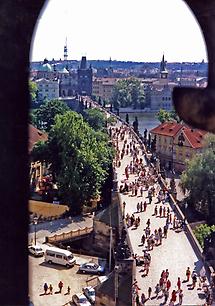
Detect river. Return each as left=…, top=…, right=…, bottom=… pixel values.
left=119, top=112, right=160, bottom=135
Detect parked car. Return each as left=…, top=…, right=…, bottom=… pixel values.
left=28, top=245, right=44, bottom=257
left=72, top=293, right=92, bottom=306
left=82, top=286, right=95, bottom=304
left=79, top=262, right=105, bottom=275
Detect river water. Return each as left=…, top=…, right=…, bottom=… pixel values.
left=119, top=112, right=159, bottom=135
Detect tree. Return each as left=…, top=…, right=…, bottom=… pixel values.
left=31, top=140, right=49, bottom=163
left=29, top=80, right=38, bottom=106
left=156, top=108, right=181, bottom=123
left=31, top=111, right=114, bottom=214
left=156, top=109, right=172, bottom=123
left=83, top=108, right=106, bottom=131
left=32, top=99, right=70, bottom=132
left=193, top=224, right=215, bottom=248
left=111, top=78, right=145, bottom=110
left=181, top=136, right=215, bottom=223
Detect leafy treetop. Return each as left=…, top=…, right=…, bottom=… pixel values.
left=32, top=99, right=70, bottom=132
left=111, top=78, right=145, bottom=110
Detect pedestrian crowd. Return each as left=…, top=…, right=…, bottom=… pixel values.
left=111, top=123, right=214, bottom=306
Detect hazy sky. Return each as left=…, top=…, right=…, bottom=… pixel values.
left=30, top=0, right=208, bottom=62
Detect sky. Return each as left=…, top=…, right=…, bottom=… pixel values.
left=30, top=0, right=208, bottom=63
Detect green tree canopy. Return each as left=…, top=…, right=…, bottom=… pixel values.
left=193, top=224, right=215, bottom=248
left=29, top=80, right=38, bottom=105
left=83, top=108, right=106, bottom=131
left=156, top=109, right=181, bottom=123
left=181, top=135, right=215, bottom=223
left=31, top=111, right=114, bottom=214
left=31, top=140, right=49, bottom=163
left=111, top=78, right=145, bottom=109
left=32, top=99, right=70, bottom=132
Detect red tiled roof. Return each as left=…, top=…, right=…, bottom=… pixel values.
left=150, top=122, right=183, bottom=137
left=29, top=124, right=48, bottom=153
left=182, top=128, right=207, bottom=149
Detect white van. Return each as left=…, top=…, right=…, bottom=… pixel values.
left=45, top=246, right=76, bottom=268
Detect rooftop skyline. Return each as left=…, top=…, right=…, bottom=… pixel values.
left=30, top=0, right=208, bottom=63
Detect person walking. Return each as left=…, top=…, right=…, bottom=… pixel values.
left=141, top=233, right=146, bottom=246
left=177, top=277, right=181, bottom=291
left=58, top=280, right=63, bottom=293
left=163, top=206, right=166, bottom=217
left=148, top=287, right=152, bottom=300
left=179, top=289, right=183, bottom=305
left=163, top=289, right=169, bottom=304
left=165, top=269, right=169, bottom=280
left=154, top=205, right=158, bottom=216
left=49, top=284, right=53, bottom=295
left=135, top=185, right=138, bottom=196
left=163, top=225, right=168, bottom=238
left=166, top=279, right=171, bottom=292
left=145, top=226, right=150, bottom=238
left=159, top=206, right=162, bottom=217
left=143, top=201, right=147, bottom=212
left=141, top=292, right=146, bottom=305
left=186, top=267, right=191, bottom=282
left=135, top=293, right=140, bottom=306
left=140, top=186, right=143, bottom=197
left=170, top=290, right=177, bottom=304
left=155, top=283, right=160, bottom=297
left=146, top=218, right=150, bottom=227
left=67, top=286, right=71, bottom=295
left=43, top=283, right=48, bottom=295
left=191, top=272, right=197, bottom=289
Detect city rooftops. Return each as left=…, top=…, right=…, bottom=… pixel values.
left=180, top=127, right=207, bottom=149
left=150, top=122, right=207, bottom=149
left=150, top=122, right=183, bottom=137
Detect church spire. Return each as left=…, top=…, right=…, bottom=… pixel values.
left=160, top=54, right=166, bottom=72
left=64, top=37, right=68, bottom=61
left=160, top=54, right=168, bottom=79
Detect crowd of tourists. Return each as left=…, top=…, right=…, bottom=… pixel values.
left=110, top=123, right=214, bottom=306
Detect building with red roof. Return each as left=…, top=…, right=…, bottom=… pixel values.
left=150, top=122, right=207, bottom=172
left=29, top=124, right=48, bottom=153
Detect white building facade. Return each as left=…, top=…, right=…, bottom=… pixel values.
left=36, top=78, right=60, bottom=101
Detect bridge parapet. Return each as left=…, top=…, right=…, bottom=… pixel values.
left=45, top=226, right=93, bottom=244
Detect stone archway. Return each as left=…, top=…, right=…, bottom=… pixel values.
left=0, top=1, right=214, bottom=305
left=173, top=0, right=215, bottom=133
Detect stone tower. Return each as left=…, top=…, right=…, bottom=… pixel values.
left=77, top=56, right=92, bottom=96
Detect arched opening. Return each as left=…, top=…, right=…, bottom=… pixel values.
left=28, top=1, right=211, bottom=306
